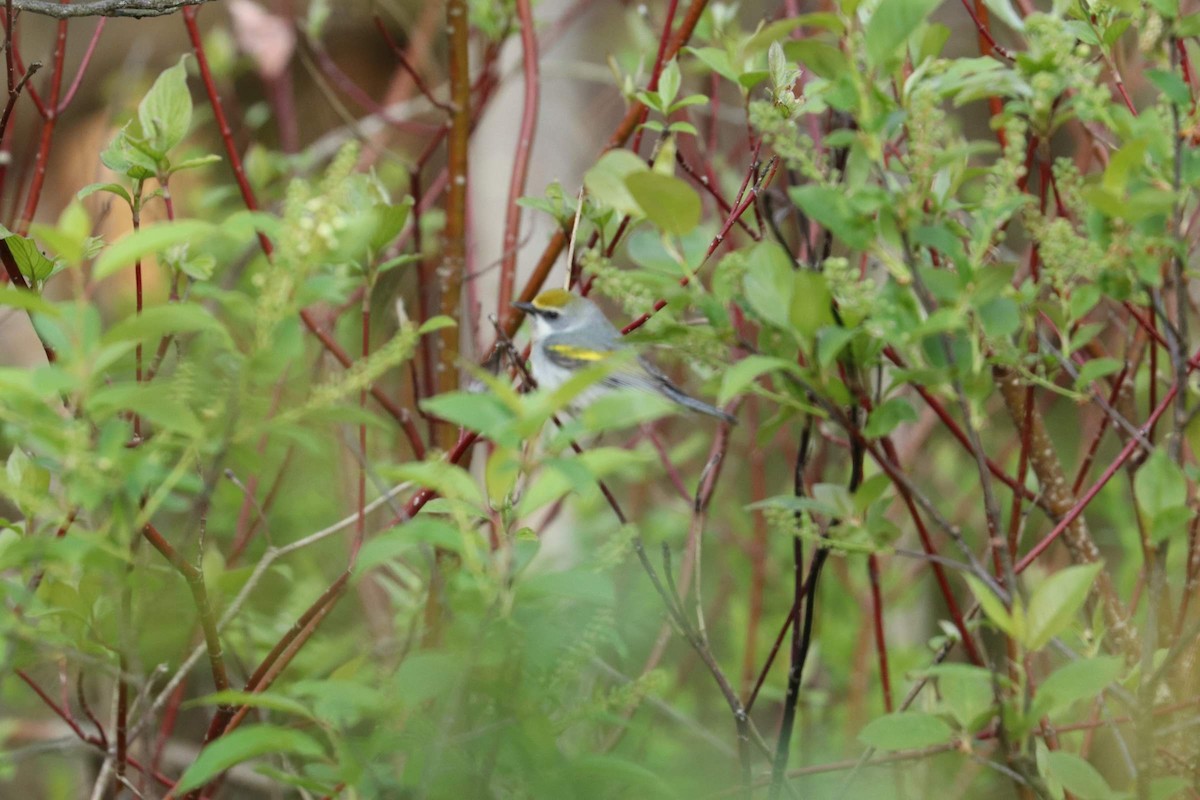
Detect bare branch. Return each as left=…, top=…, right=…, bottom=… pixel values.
left=10, top=0, right=216, bottom=19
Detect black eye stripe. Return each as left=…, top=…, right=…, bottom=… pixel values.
left=542, top=310, right=560, bottom=320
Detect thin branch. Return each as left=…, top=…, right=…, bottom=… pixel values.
left=11, top=0, right=216, bottom=18
left=497, top=0, right=540, bottom=327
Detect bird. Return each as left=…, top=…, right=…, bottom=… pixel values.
left=512, top=289, right=736, bottom=425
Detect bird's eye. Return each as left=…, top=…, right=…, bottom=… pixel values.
left=542, top=310, right=560, bottom=320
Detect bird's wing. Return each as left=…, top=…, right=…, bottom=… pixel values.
left=542, top=342, right=664, bottom=392
left=542, top=342, right=621, bottom=371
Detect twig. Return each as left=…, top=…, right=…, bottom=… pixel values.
left=497, top=0, right=540, bottom=328
left=10, top=0, right=215, bottom=18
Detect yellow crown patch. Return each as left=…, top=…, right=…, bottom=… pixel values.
left=531, top=289, right=574, bottom=310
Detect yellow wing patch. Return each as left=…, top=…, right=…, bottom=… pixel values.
left=546, top=344, right=609, bottom=361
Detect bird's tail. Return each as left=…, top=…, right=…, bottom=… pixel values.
left=661, top=382, right=737, bottom=425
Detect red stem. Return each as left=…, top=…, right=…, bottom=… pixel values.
left=497, top=0, right=540, bottom=327
left=1016, top=382, right=1180, bottom=573
left=15, top=5, right=68, bottom=235
left=867, top=554, right=893, bottom=711
left=629, top=0, right=680, bottom=155
left=57, top=17, right=103, bottom=113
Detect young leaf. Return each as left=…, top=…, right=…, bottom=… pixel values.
left=657, top=59, right=681, bottom=108
left=183, top=690, right=314, bottom=719
left=863, top=397, right=918, bottom=438
left=1034, top=656, right=1123, bottom=719
left=1134, top=449, right=1188, bottom=521
left=93, top=220, right=218, bottom=279
left=963, top=574, right=1017, bottom=640
left=1044, top=751, right=1118, bottom=800
left=101, top=304, right=227, bottom=346
left=583, top=150, right=648, bottom=218
left=791, top=271, right=835, bottom=338
left=624, top=172, right=701, bottom=236
left=717, top=355, right=801, bottom=406
left=1025, top=562, right=1104, bottom=650
left=789, top=185, right=874, bottom=249
left=77, top=182, right=133, bottom=207
left=1, top=231, right=57, bottom=285
left=172, top=725, right=324, bottom=794
left=864, top=0, right=942, bottom=68
left=742, top=241, right=795, bottom=330
left=139, top=55, right=193, bottom=157
left=420, top=391, right=517, bottom=444
left=858, top=711, right=954, bottom=751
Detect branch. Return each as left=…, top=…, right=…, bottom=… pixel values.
left=11, top=0, right=215, bottom=18
left=436, top=0, right=470, bottom=449
left=496, top=0, right=539, bottom=328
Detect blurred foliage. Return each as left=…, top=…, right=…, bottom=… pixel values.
left=2, top=1, right=1200, bottom=799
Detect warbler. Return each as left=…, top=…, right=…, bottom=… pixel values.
left=512, top=289, right=736, bottom=424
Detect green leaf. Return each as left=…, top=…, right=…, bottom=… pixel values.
left=1151, top=776, right=1190, bottom=800
left=976, top=296, right=1020, bottom=338
left=139, top=55, right=192, bottom=157
left=858, top=711, right=954, bottom=751
left=1135, top=449, right=1188, bottom=520
left=579, top=386, right=676, bottom=432
left=170, top=153, right=222, bottom=174
left=742, top=241, right=794, bottom=330
left=369, top=197, right=414, bottom=253
left=87, top=381, right=202, bottom=435
left=94, top=220, right=219, bottom=279
left=1147, top=69, right=1191, bottom=106
left=418, top=315, right=457, bottom=334
left=6, top=447, right=50, bottom=517
left=1068, top=284, right=1102, bottom=319
left=864, top=397, right=918, bottom=438
left=393, top=652, right=465, bottom=705
left=1074, top=357, right=1122, bottom=390
left=743, top=17, right=807, bottom=54
left=1026, top=562, right=1104, bottom=650
left=520, top=568, right=615, bottom=606
left=77, top=182, right=132, bottom=206
left=100, top=127, right=157, bottom=179
left=0, top=285, right=59, bottom=316
left=624, top=172, right=701, bottom=236
left=981, top=0, right=1025, bottom=32
left=1044, top=751, right=1117, bottom=800
left=686, top=47, right=740, bottom=84
left=583, top=150, right=648, bottom=218
left=657, top=59, right=681, bottom=108
left=1035, top=656, right=1123, bottom=718
left=789, top=185, right=873, bottom=249
left=810, top=328, right=850, bottom=369
left=1102, top=139, right=1148, bottom=195
left=389, top=461, right=481, bottom=505
left=963, top=574, right=1017, bottom=640
left=102, top=303, right=226, bottom=346
left=183, top=690, right=313, bottom=719
left=30, top=202, right=91, bottom=268
left=0, top=230, right=56, bottom=284
left=173, top=725, right=323, bottom=793
left=717, top=355, right=800, bottom=405
left=924, top=664, right=995, bottom=731
left=791, top=271, right=835, bottom=339
left=783, top=40, right=850, bottom=80
left=421, top=391, right=517, bottom=443
left=864, top=0, right=942, bottom=68
left=356, top=518, right=464, bottom=573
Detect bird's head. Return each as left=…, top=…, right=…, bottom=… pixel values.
left=513, top=290, right=606, bottom=337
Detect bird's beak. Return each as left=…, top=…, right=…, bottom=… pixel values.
left=512, top=301, right=537, bottom=314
